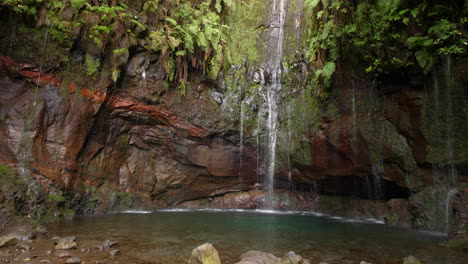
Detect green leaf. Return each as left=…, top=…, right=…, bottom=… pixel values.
left=175, top=50, right=186, bottom=56
left=305, top=0, right=320, bottom=10
left=71, top=0, right=88, bottom=9
left=165, top=18, right=178, bottom=26
left=403, top=17, right=409, bottom=25
left=415, top=48, right=434, bottom=74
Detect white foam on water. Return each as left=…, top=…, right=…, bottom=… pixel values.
left=147, top=208, right=384, bottom=224
left=119, top=210, right=153, bottom=214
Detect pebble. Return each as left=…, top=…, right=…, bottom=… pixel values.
left=99, top=240, right=118, bottom=251
left=16, top=243, right=31, bottom=251
left=66, top=257, right=81, bottom=264
left=57, top=251, right=72, bottom=258
left=55, top=241, right=77, bottom=250
left=22, top=255, right=37, bottom=261
left=109, top=249, right=120, bottom=256
left=45, top=250, right=52, bottom=255
left=40, top=260, right=51, bottom=264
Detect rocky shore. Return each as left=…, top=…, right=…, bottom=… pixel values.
left=0, top=228, right=425, bottom=264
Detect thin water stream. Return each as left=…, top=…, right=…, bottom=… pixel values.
left=263, top=0, right=288, bottom=193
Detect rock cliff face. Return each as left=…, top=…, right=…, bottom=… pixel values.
left=0, top=0, right=466, bottom=244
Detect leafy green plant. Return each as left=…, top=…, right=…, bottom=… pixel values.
left=148, top=0, right=232, bottom=89
left=85, top=54, right=100, bottom=76
left=304, top=0, right=467, bottom=92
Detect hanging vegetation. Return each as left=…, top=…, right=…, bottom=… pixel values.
left=304, top=0, right=467, bottom=94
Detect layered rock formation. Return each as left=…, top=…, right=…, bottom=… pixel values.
left=0, top=1, right=466, bottom=248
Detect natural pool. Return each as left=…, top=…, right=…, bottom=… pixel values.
left=46, top=210, right=467, bottom=264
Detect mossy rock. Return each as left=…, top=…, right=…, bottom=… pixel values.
left=441, top=234, right=468, bottom=252
left=48, top=194, right=66, bottom=203
left=188, top=243, right=221, bottom=264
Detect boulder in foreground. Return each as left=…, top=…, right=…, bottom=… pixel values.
left=188, top=243, right=221, bottom=264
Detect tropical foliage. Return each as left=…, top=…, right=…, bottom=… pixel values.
left=304, top=0, right=467, bottom=93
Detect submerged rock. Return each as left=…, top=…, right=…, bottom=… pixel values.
left=56, top=251, right=72, bottom=258
left=55, top=241, right=77, bottom=250
left=109, top=249, right=120, bottom=256
left=188, top=243, right=221, bottom=264
left=55, top=236, right=77, bottom=250
left=99, top=239, right=118, bottom=250
left=281, top=251, right=310, bottom=264
left=15, top=243, right=30, bottom=251
left=236, top=251, right=281, bottom=264
left=0, top=235, right=19, bottom=248
left=403, top=256, right=422, bottom=264
left=65, top=257, right=81, bottom=264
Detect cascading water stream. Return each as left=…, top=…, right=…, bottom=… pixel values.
left=444, top=56, right=457, bottom=186
left=264, top=0, right=288, bottom=193
left=286, top=104, right=293, bottom=185
left=444, top=187, right=458, bottom=233
left=239, top=101, right=245, bottom=178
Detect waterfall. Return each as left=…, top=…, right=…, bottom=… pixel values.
left=351, top=80, right=357, bottom=142
left=430, top=56, right=458, bottom=186
left=444, top=56, right=457, bottom=186
left=444, top=188, right=458, bottom=233
left=263, top=0, right=288, bottom=193
left=286, top=104, right=293, bottom=186
left=239, top=101, right=245, bottom=178
left=370, top=162, right=383, bottom=200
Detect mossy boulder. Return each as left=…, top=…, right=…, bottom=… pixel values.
left=0, top=235, right=19, bottom=248
left=188, top=243, right=221, bottom=264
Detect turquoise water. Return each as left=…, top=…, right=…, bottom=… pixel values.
left=46, top=210, right=467, bottom=264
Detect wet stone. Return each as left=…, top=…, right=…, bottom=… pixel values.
left=403, top=256, right=422, bottom=264
left=99, top=240, right=118, bottom=251
left=0, top=236, right=19, bottom=248
left=15, top=243, right=30, bottom=251
left=109, top=249, right=120, bottom=256
left=57, top=251, right=72, bottom=258
left=188, top=243, right=221, bottom=264
left=55, top=241, right=77, bottom=250
left=282, top=251, right=310, bottom=264
left=22, top=256, right=37, bottom=261
left=66, top=257, right=81, bottom=264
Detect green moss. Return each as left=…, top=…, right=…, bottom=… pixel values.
left=441, top=234, right=468, bottom=251
left=0, top=165, right=25, bottom=195
left=384, top=212, right=399, bottom=225
left=48, top=194, right=66, bottom=203
left=86, top=54, right=101, bottom=76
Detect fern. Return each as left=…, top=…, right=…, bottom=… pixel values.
left=166, top=56, right=176, bottom=82
left=215, top=0, right=222, bottom=13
